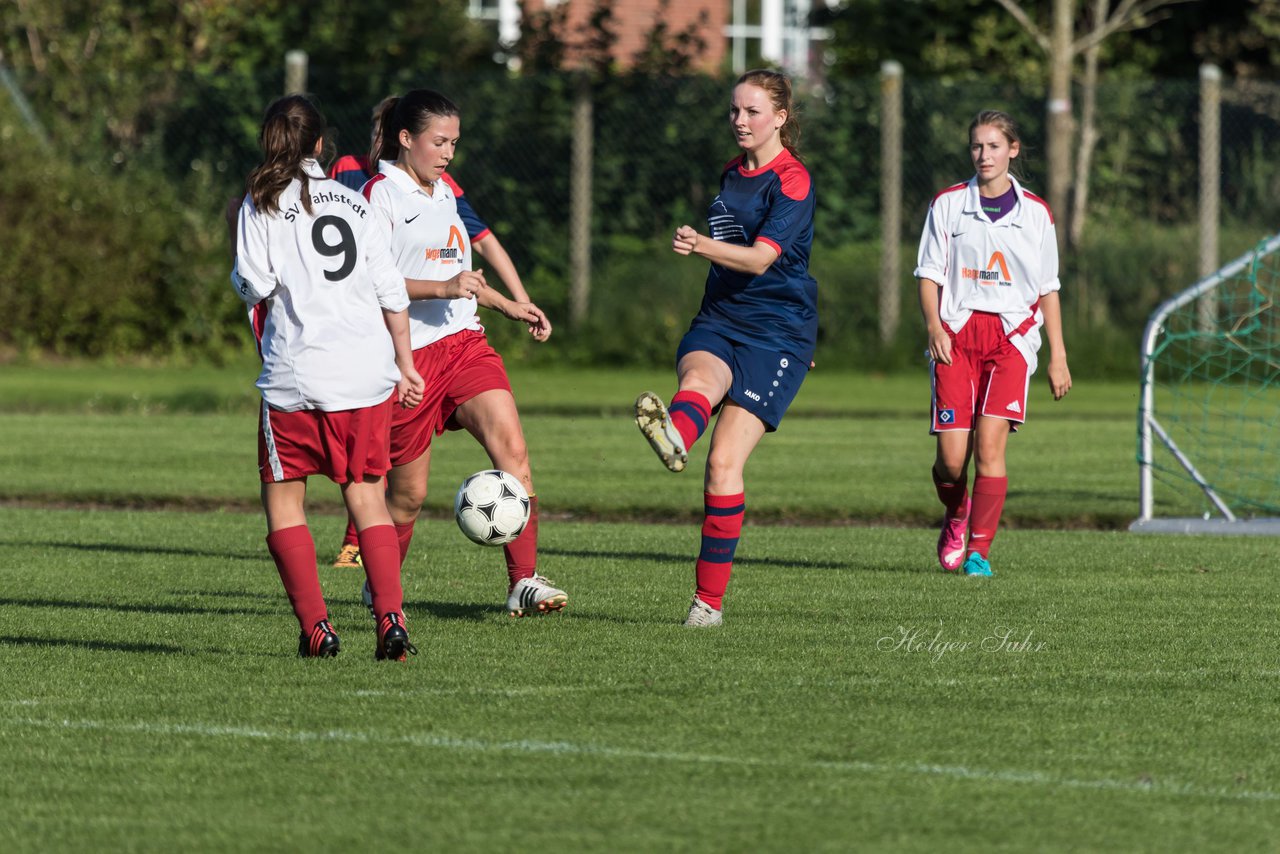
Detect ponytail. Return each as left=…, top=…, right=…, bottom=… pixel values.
left=245, top=95, right=326, bottom=215
left=367, top=89, right=460, bottom=167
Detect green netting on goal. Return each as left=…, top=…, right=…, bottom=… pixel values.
left=1135, top=234, right=1280, bottom=532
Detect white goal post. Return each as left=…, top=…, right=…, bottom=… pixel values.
left=1133, top=234, right=1280, bottom=534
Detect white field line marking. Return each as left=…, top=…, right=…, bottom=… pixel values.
left=6, top=716, right=1277, bottom=803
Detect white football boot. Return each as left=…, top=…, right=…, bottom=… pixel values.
left=683, top=596, right=723, bottom=628
left=507, top=575, right=568, bottom=617
left=635, top=391, right=688, bottom=473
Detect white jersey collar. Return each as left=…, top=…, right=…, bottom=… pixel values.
left=302, top=158, right=326, bottom=179
left=377, top=159, right=442, bottom=197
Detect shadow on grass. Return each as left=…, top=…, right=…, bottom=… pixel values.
left=0, top=634, right=183, bottom=655
left=0, top=539, right=263, bottom=562
left=401, top=599, right=502, bottom=622
left=539, top=546, right=854, bottom=570
left=0, top=596, right=271, bottom=618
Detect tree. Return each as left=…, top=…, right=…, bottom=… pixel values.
left=992, top=0, right=1196, bottom=248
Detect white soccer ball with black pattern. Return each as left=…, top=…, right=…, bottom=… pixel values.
left=453, top=469, right=531, bottom=546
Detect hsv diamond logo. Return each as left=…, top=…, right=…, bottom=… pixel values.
left=937, top=408, right=955, bottom=424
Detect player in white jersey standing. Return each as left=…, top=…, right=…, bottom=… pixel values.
left=231, top=94, right=426, bottom=660
left=360, top=89, right=566, bottom=618
left=915, top=109, right=1072, bottom=578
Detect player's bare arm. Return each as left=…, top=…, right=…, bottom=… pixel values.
left=473, top=236, right=532, bottom=303
left=403, top=269, right=485, bottom=301
left=918, top=278, right=953, bottom=365
left=1038, top=291, right=1072, bottom=400
left=672, top=224, right=779, bottom=276
left=474, top=235, right=551, bottom=340
left=475, top=286, right=552, bottom=341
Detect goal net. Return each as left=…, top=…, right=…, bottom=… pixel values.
left=1133, top=234, right=1280, bottom=534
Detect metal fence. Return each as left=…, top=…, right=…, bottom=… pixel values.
left=5, top=64, right=1280, bottom=366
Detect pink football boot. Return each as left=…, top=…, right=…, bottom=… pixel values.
left=937, top=498, right=970, bottom=572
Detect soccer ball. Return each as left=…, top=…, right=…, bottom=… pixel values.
left=453, top=469, right=531, bottom=546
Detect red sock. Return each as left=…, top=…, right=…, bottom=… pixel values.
left=504, top=494, right=538, bottom=587
left=695, top=491, right=744, bottom=611
left=266, top=525, right=325, bottom=632
left=968, top=475, right=1008, bottom=558
left=932, top=466, right=969, bottom=518
left=358, top=525, right=403, bottom=619
left=394, top=521, right=416, bottom=564
left=669, top=391, right=712, bottom=452
left=342, top=517, right=359, bottom=549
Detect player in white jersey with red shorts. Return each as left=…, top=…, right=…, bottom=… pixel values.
left=231, top=94, right=426, bottom=659
left=360, top=89, right=566, bottom=617
left=915, top=109, right=1072, bottom=578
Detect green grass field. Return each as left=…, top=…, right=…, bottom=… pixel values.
left=2, top=363, right=1277, bottom=851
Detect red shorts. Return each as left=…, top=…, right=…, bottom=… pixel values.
left=259, top=394, right=394, bottom=483
left=390, top=329, right=512, bottom=466
left=931, top=312, right=1030, bottom=433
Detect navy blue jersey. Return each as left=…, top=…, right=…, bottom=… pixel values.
left=690, top=149, right=818, bottom=362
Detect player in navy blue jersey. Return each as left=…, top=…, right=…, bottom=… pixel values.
left=328, top=96, right=552, bottom=571
left=635, top=69, right=817, bottom=628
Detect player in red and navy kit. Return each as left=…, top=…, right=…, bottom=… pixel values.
left=916, top=109, right=1072, bottom=578
left=328, top=99, right=552, bottom=570
left=231, top=94, right=426, bottom=660
left=353, top=89, right=565, bottom=618
left=634, top=70, right=817, bottom=627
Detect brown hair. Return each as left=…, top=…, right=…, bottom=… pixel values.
left=369, top=89, right=461, bottom=167
left=245, top=95, right=327, bottom=215
left=736, top=69, right=800, bottom=155
left=968, top=109, right=1026, bottom=180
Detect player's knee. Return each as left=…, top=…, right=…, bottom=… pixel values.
left=387, top=481, right=427, bottom=515
left=704, top=450, right=743, bottom=490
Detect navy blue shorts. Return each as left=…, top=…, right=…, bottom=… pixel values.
left=676, top=327, right=809, bottom=431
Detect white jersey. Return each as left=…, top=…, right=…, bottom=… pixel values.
left=914, top=175, right=1060, bottom=372
left=364, top=161, right=482, bottom=349
left=231, top=160, right=410, bottom=412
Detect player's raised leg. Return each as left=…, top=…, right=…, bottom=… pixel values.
left=636, top=349, right=730, bottom=473
left=453, top=388, right=566, bottom=616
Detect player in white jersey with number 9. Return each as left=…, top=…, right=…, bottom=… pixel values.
left=915, top=109, right=1072, bottom=578
left=231, top=94, right=426, bottom=660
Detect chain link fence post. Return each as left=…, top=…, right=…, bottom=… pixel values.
left=879, top=61, right=903, bottom=345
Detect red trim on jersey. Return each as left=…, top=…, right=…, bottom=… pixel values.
left=441, top=172, right=466, bottom=197
left=251, top=301, right=268, bottom=358
left=1021, top=190, right=1054, bottom=224
left=771, top=152, right=811, bottom=201
left=471, top=228, right=492, bottom=243
left=931, top=182, right=967, bottom=206
left=362, top=172, right=386, bottom=201
left=720, top=155, right=745, bottom=177
left=756, top=235, right=782, bottom=256
left=1010, top=299, right=1041, bottom=337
